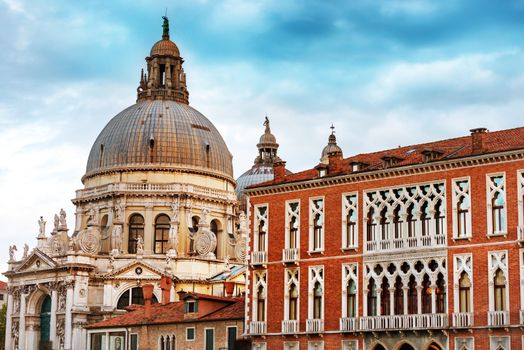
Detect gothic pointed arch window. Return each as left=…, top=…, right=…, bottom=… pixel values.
left=257, top=284, right=266, bottom=321
left=394, top=276, right=403, bottom=315
left=379, top=206, right=390, bottom=241
left=436, top=273, right=446, bottom=313
left=494, top=269, right=507, bottom=311
left=380, top=277, right=390, bottom=316
left=313, top=281, right=322, bottom=319
left=421, top=274, right=431, bottom=313
left=406, top=203, right=416, bottom=238
left=367, top=278, right=377, bottom=316
left=459, top=271, right=471, bottom=313
left=434, top=199, right=445, bottom=236
left=393, top=205, right=402, bottom=240
left=367, top=208, right=377, bottom=242
left=407, top=275, right=417, bottom=314
left=487, top=174, right=507, bottom=235
left=420, top=202, right=431, bottom=236
left=289, top=283, right=299, bottom=320
left=154, top=214, right=170, bottom=254
left=346, top=279, right=357, bottom=318
left=128, top=214, right=144, bottom=254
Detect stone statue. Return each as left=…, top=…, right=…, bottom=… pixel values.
left=23, top=244, right=29, bottom=259
left=114, top=203, right=124, bottom=222
left=136, top=236, right=144, bottom=254
left=112, top=225, right=123, bottom=253
left=38, top=216, right=46, bottom=237
left=162, top=16, right=169, bottom=38
left=59, top=208, right=67, bottom=228
left=171, top=200, right=179, bottom=222
left=200, top=207, right=210, bottom=226
left=53, top=214, right=60, bottom=232
left=8, top=245, right=17, bottom=261
left=169, top=222, right=179, bottom=255
left=238, top=211, right=248, bottom=235
left=86, top=207, right=96, bottom=225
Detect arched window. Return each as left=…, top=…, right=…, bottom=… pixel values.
left=117, top=287, right=158, bottom=309
left=459, top=272, right=471, bottom=313
left=313, top=213, right=323, bottom=251
left=289, top=283, right=298, bottom=320
left=492, top=192, right=506, bottom=234
left=421, top=275, right=431, bottom=313
left=367, top=208, right=376, bottom=242
left=394, top=276, right=403, bottom=315
left=257, top=285, right=265, bottom=321
left=368, top=279, right=377, bottom=316
left=313, top=281, right=322, bottom=319
left=154, top=214, right=170, bottom=254
left=379, top=207, right=389, bottom=241
left=346, top=279, right=357, bottom=318
left=436, top=273, right=446, bottom=313
left=457, top=195, right=469, bottom=237
left=434, top=200, right=445, bottom=236
left=128, top=214, right=144, bottom=254
left=406, top=203, right=416, bottom=238
left=407, top=276, right=417, bottom=314
left=420, top=202, right=430, bottom=236
left=494, top=269, right=506, bottom=311
left=257, top=218, right=266, bottom=252
left=393, top=206, right=402, bottom=240
left=289, top=215, right=298, bottom=249
left=380, top=277, right=390, bottom=315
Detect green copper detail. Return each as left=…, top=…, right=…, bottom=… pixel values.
left=162, top=16, right=169, bottom=39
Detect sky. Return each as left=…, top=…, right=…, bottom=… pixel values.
left=1, top=0, right=524, bottom=274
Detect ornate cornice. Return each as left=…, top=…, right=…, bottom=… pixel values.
left=245, top=148, right=524, bottom=196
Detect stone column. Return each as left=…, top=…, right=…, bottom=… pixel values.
left=144, top=204, right=154, bottom=254
left=50, top=289, right=58, bottom=349
left=376, top=288, right=382, bottom=316
left=19, top=292, right=27, bottom=350
left=416, top=285, right=423, bottom=314
left=431, top=284, right=437, bottom=314
left=363, top=287, right=368, bottom=316
left=389, top=288, right=395, bottom=316
left=64, top=282, right=74, bottom=350
left=5, top=292, right=13, bottom=350
left=402, top=286, right=409, bottom=315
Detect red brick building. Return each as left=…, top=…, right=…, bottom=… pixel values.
left=244, top=127, right=524, bottom=350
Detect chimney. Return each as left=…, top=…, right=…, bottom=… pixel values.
left=142, top=284, right=154, bottom=318
left=160, top=276, right=172, bottom=305
left=273, top=158, right=287, bottom=182
left=224, top=282, right=235, bottom=297
left=470, top=128, right=487, bottom=154
left=328, top=151, right=343, bottom=173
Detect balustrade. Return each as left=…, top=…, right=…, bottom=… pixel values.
left=306, top=319, right=324, bottom=333
left=452, top=312, right=473, bottom=328
left=488, top=311, right=509, bottom=326
left=281, top=320, right=299, bottom=334
left=282, top=248, right=299, bottom=263
left=340, top=317, right=358, bottom=332
left=250, top=321, right=267, bottom=335
left=366, top=233, right=446, bottom=252
left=251, top=251, right=267, bottom=266
left=359, top=313, right=447, bottom=331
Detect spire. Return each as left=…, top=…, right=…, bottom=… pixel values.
left=320, top=124, right=343, bottom=163
left=162, top=16, right=170, bottom=40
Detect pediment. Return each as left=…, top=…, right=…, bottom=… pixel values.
left=15, top=249, right=58, bottom=273
left=100, top=260, right=173, bottom=281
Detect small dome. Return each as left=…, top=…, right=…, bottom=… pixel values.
left=320, top=132, right=343, bottom=163
left=235, top=166, right=275, bottom=198
left=84, top=100, right=233, bottom=182
left=258, top=131, right=277, bottom=145
left=150, top=39, right=180, bottom=57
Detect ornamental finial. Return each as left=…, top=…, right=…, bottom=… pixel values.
left=162, top=15, right=169, bottom=40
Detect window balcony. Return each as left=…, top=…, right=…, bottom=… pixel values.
left=281, top=320, right=299, bottom=334
left=359, top=313, right=447, bottom=331
left=365, top=233, right=446, bottom=253
left=251, top=251, right=267, bottom=266
left=452, top=312, right=473, bottom=328
left=340, top=317, right=358, bottom=332
left=250, top=321, right=267, bottom=335
left=306, top=318, right=324, bottom=333
left=282, top=248, right=299, bottom=263
left=488, top=310, right=509, bottom=327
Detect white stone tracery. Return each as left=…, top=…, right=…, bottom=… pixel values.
left=342, top=263, right=358, bottom=318
left=159, top=334, right=176, bottom=350
left=486, top=173, right=507, bottom=235
left=363, top=181, right=446, bottom=252
left=252, top=271, right=267, bottom=322
left=253, top=205, right=268, bottom=252
left=309, top=198, right=324, bottom=252
left=452, top=178, right=472, bottom=239
left=285, top=200, right=300, bottom=250
left=284, top=269, right=300, bottom=321
left=308, top=266, right=324, bottom=320
left=342, top=193, right=358, bottom=249
left=453, top=254, right=473, bottom=321
left=488, top=251, right=509, bottom=313
left=454, top=337, right=474, bottom=350
left=363, top=257, right=447, bottom=317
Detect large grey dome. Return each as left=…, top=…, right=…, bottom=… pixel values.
left=84, top=100, right=233, bottom=181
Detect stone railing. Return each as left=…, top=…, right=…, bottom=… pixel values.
left=359, top=313, right=447, bottom=331
left=251, top=251, right=267, bottom=266
left=452, top=312, right=473, bottom=328
left=249, top=321, right=267, bottom=335
left=282, top=248, right=299, bottom=263
left=488, top=311, right=509, bottom=327
left=365, top=233, right=446, bottom=253
left=306, top=319, right=324, bottom=333
left=281, top=320, right=299, bottom=334
left=340, top=317, right=358, bottom=332
left=76, top=182, right=237, bottom=202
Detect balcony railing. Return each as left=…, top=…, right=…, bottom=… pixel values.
left=250, top=321, right=267, bottom=335
left=452, top=312, right=473, bottom=328
left=365, top=233, right=446, bottom=252
left=520, top=310, right=524, bottom=324
left=359, top=313, right=447, bottom=331
left=306, top=318, right=324, bottom=333
left=282, top=248, right=299, bottom=263
left=340, top=317, right=358, bottom=332
left=518, top=226, right=524, bottom=242
left=281, top=320, right=299, bottom=334
left=251, top=251, right=267, bottom=266
left=488, top=311, right=509, bottom=327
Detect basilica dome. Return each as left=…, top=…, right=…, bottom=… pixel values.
left=84, top=100, right=233, bottom=181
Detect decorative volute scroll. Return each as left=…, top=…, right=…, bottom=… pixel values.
left=194, top=207, right=217, bottom=259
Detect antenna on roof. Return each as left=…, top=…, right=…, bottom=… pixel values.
left=330, top=124, right=335, bottom=135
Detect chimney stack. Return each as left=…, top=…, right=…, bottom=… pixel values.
left=142, top=284, right=154, bottom=318
left=328, top=151, right=343, bottom=173
left=273, top=158, right=287, bottom=182
left=470, top=128, right=487, bottom=155
left=160, top=276, right=172, bottom=305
